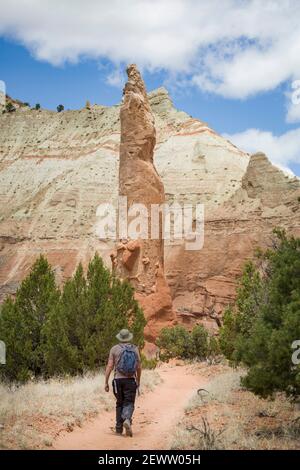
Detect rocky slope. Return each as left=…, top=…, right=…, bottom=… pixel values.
left=0, top=87, right=299, bottom=331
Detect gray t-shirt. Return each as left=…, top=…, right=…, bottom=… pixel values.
left=108, top=343, right=141, bottom=379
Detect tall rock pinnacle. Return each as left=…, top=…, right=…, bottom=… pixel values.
left=113, top=64, right=175, bottom=342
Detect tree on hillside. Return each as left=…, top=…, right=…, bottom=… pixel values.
left=5, top=102, right=16, bottom=113
left=34, top=103, right=41, bottom=110
left=0, top=256, right=60, bottom=382
left=57, top=104, right=64, bottom=113
left=220, top=229, right=300, bottom=400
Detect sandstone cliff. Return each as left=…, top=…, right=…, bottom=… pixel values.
left=0, top=85, right=299, bottom=332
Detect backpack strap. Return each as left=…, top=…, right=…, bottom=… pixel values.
left=119, top=343, right=134, bottom=352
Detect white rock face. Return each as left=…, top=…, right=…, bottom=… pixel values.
left=0, top=81, right=5, bottom=111
left=0, top=93, right=5, bottom=112
left=0, top=88, right=299, bottom=330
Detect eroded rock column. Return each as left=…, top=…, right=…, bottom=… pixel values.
left=113, top=64, right=174, bottom=342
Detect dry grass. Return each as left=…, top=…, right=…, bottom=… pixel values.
left=172, top=418, right=224, bottom=450
left=172, top=367, right=300, bottom=450
left=0, top=369, right=161, bottom=449
left=141, top=369, right=162, bottom=392
left=186, top=369, right=243, bottom=411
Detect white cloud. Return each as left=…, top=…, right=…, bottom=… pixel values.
left=286, top=80, right=300, bottom=123
left=286, top=102, right=300, bottom=123
left=223, top=128, right=300, bottom=175
left=1, top=0, right=300, bottom=101
left=105, top=67, right=125, bottom=88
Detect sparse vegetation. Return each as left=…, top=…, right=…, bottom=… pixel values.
left=0, top=369, right=161, bottom=449
left=187, top=418, right=224, bottom=450
left=171, top=368, right=300, bottom=450
left=172, top=417, right=223, bottom=450
left=34, top=103, right=41, bottom=110
left=57, top=104, right=64, bottom=113
left=5, top=102, right=16, bottom=113
left=141, top=353, right=158, bottom=370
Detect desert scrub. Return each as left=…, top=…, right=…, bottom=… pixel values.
left=172, top=417, right=224, bottom=450
left=186, top=370, right=244, bottom=410
left=140, top=369, right=162, bottom=392
left=0, top=369, right=161, bottom=449
left=0, top=372, right=113, bottom=449
left=141, top=353, right=158, bottom=370
left=157, top=325, right=219, bottom=361
left=171, top=368, right=300, bottom=450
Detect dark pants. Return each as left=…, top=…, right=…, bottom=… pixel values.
left=112, top=378, right=137, bottom=433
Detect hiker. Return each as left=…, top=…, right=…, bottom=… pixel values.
left=105, top=328, right=142, bottom=437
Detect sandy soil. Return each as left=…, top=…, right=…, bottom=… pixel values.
left=54, top=363, right=205, bottom=450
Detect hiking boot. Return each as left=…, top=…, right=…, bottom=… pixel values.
left=123, top=419, right=133, bottom=437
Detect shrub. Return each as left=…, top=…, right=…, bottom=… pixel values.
left=34, top=103, right=41, bottom=110
left=5, top=102, right=16, bottom=113
left=207, top=335, right=221, bottom=358
left=141, top=353, right=158, bottom=370
left=57, top=104, right=64, bottom=113
left=157, top=324, right=213, bottom=361
left=157, top=325, right=192, bottom=360
left=191, top=325, right=209, bottom=359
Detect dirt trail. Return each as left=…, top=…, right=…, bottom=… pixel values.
left=54, top=364, right=205, bottom=450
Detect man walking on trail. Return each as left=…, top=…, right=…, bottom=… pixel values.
left=105, top=329, right=142, bottom=437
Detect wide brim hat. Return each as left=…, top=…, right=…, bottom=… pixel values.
left=116, top=328, right=133, bottom=343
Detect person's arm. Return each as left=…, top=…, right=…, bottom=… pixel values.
left=105, top=354, right=114, bottom=392
left=136, top=362, right=142, bottom=387
left=136, top=349, right=142, bottom=387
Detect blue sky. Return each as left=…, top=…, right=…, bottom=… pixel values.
left=1, top=0, right=300, bottom=176
left=0, top=37, right=287, bottom=133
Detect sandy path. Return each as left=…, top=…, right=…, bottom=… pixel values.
left=54, top=364, right=204, bottom=450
